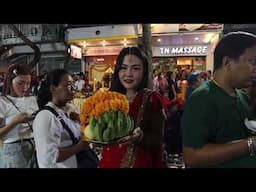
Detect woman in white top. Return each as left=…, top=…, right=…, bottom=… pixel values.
left=0, top=64, right=38, bottom=168
left=33, top=69, right=89, bottom=168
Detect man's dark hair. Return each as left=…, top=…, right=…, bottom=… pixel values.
left=214, top=31, right=256, bottom=71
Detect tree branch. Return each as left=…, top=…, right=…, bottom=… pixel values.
left=8, top=24, right=41, bottom=70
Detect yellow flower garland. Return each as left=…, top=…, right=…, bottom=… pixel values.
left=80, top=90, right=129, bottom=132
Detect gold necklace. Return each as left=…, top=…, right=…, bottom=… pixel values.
left=212, top=79, right=220, bottom=87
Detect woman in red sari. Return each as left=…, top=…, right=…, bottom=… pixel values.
left=99, top=47, right=165, bottom=168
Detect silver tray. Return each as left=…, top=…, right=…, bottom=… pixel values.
left=82, top=135, right=131, bottom=146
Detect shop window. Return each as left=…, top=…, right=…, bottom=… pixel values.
left=177, top=58, right=192, bottom=65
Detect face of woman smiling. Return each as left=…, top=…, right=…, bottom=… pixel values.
left=118, top=54, right=144, bottom=92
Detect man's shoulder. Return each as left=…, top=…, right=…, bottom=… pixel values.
left=186, top=81, right=219, bottom=109
left=236, top=89, right=248, bottom=98
left=191, top=81, right=213, bottom=98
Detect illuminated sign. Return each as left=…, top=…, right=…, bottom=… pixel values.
left=153, top=45, right=208, bottom=56
left=68, top=44, right=82, bottom=59
left=84, top=46, right=123, bottom=56
left=96, top=58, right=105, bottom=62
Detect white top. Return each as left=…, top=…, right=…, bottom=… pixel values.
left=75, top=79, right=85, bottom=91
left=33, top=102, right=81, bottom=168
left=153, top=76, right=159, bottom=92
left=0, top=95, right=39, bottom=144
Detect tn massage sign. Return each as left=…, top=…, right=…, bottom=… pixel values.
left=153, top=45, right=209, bottom=56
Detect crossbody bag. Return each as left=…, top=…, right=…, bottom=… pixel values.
left=42, top=106, right=99, bottom=168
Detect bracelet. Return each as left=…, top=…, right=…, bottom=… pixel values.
left=252, top=136, right=256, bottom=155
left=247, top=137, right=253, bottom=156
left=247, top=137, right=256, bottom=156
left=132, top=127, right=143, bottom=143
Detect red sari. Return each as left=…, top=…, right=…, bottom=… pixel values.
left=99, top=90, right=164, bottom=168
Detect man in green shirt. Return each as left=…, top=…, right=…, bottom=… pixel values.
left=182, top=31, right=256, bottom=168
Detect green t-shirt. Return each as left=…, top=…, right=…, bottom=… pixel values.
left=182, top=81, right=256, bottom=168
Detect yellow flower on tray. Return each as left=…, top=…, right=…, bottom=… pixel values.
left=80, top=90, right=133, bottom=143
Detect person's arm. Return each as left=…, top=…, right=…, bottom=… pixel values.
left=33, top=110, right=89, bottom=167
left=63, top=103, right=80, bottom=122
left=33, top=111, right=61, bottom=167
left=0, top=113, right=33, bottom=138
left=118, top=92, right=164, bottom=147
left=183, top=140, right=248, bottom=167
left=57, top=140, right=89, bottom=162
left=69, top=112, right=80, bottom=122
left=171, top=84, right=177, bottom=99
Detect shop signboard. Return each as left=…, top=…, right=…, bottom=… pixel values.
left=84, top=46, right=123, bottom=56
left=68, top=44, right=82, bottom=59
left=153, top=45, right=209, bottom=57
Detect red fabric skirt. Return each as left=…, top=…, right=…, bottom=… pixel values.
left=99, top=144, right=164, bottom=168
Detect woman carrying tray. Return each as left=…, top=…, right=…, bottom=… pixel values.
left=99, top=47, right=165, bottom=168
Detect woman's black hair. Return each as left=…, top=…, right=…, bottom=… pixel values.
left=110, top=46, right=149, bottom=94
left=37, top=68, right=69, bottom=109
left=2, top=63, right=31, bottom=96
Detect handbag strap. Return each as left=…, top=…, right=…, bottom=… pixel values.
left=42, top=106, right=79, bottom=145
left=5, top=95, right=33, bottom=131
left=120, top=89, right=153, bottom=168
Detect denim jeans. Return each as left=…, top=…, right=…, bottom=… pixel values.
left=0, top=148, right=4, bottom=168
left=1, top=140, right=34, bottom=168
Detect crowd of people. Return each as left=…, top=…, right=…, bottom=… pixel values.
left=1, top=31, right=256, bottom=168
